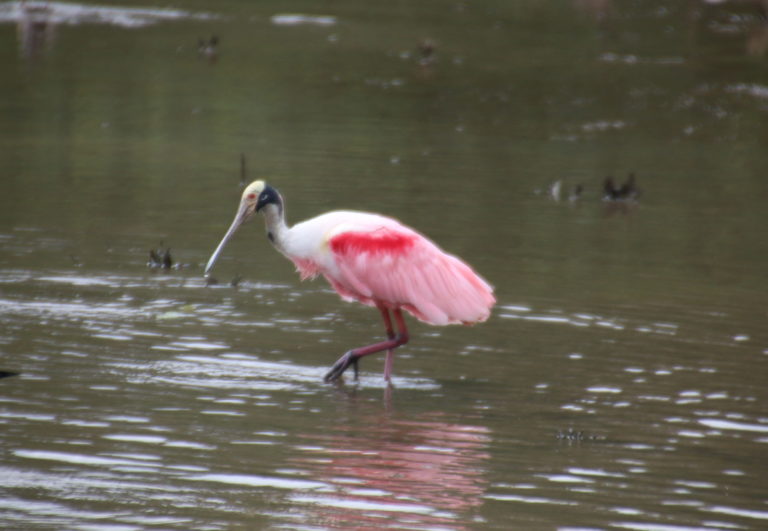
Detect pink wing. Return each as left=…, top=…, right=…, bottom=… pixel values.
left=326, top=225, right=495, bottom=326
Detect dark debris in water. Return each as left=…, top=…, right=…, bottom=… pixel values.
left=556, top=428, right=604, bottom=442
left=546, top=180, right=583, bottom=203
left=198, top=35, right=218, bottom=63
left=147, top=244, right=191, bottom=271
left=539, top=171, right=641, bottom=206
left=0, top=370, right=20, bottom=380
left=603, top=172, right=640, bottom=202
left=204, top=274, right=245, bottom=289
left=148, top=246, right=173, bottom=270
left=418, top=38, right=436, bottom=66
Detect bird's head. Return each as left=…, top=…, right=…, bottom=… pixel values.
left=204, top=180, right=283, bottom=276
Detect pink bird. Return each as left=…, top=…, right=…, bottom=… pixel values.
left=204, top=181, right=496, bottom=383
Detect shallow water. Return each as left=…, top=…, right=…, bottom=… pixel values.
left=1, top=1, right=767, bottom=529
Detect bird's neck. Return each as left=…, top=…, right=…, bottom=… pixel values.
left=261, top=204, right=290, bottom=252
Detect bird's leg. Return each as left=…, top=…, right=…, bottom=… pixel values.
left=352, top=305, right=394, bottom=380
left=388, top=309, right=408, bottom=381
left=381, top=307, right=395, bottom=382
left=324, top=308, right=409, bottom=383
left=380, top=305, right=396, bottom=339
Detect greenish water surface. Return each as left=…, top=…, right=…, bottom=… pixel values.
left=1, top=1, right=766, bottom=529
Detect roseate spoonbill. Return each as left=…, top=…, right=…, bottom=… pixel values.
left=204, top=181, right=496, bottom=383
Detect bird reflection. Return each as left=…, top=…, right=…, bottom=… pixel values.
left=418, top=39, right=436, bottom=67
left=198, top=36, right=219, bottom=63
left=747, top=6, right=768, bottom=56
left=688, top=0, right=768, bottom=57
left=575, top=0, right=768, bottom=58
left=17, top=1, right=56, bottom=59
left=288, top=413, right=490, bottom=529
left=572, top=0, right=614, bottom=20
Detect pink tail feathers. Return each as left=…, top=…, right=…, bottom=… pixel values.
left=402, top=252, right=495, bottom=326
left=323, top=225, right=496, bottom=326
left=330, top=247, right=495, bottom=326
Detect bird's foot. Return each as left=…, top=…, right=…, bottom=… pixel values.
left=324, top=351, right=359, bottom=383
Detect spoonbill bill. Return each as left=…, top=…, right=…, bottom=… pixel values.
left=204, top=181, right=495, bottom=383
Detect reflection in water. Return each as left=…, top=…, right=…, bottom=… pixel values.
left=693, top=0, right=768, bottom=57
left=1, top=0, right=768, bottom=528
left=747, top=13, right=768, bottom=56
left=572, top=0, right=614, bottom=20
left=288, top=414, right=490, bottom=530
left=0, top=239, right=766, bottom=528
left=197, top=35, right=219, bottom=64
left=575, top=0, right=768, bottom=58
left=0, top=1, right=219, bottom=59
left=16, top=1, right=55, bottom=59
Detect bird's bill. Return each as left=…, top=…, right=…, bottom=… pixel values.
left=204, top=201, right=252, bottom=276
